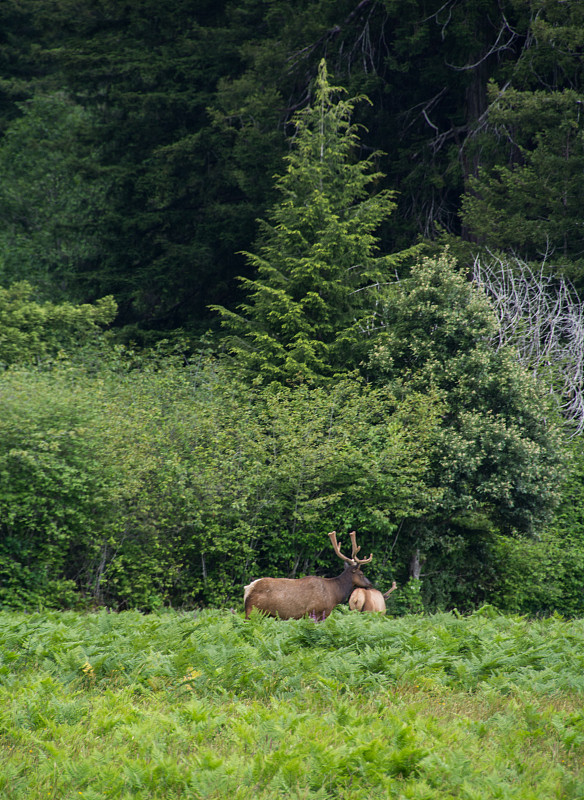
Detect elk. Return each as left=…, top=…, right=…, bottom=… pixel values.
left=349, top=581, right=397, bottom=614
left=243, top=531, right=373, bottom=619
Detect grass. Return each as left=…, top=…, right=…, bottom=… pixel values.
left=1, top=606, right=584, bottom=798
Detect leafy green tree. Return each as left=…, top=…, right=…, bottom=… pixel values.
left=0, top=282, right=116, bottom=367
left=0, top=367, right=117, bottom=609
left=239, top=381, right=439, bottom=586
left=0, top=353, right=437, bottom=610
left=214, top=59, right=417, bottom=385
left=489, top=433, right=584, bottom=617
left=369, top=250, right=565, bottom=606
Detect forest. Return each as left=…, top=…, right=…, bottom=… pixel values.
left=2, top=0, right=584, bottom=614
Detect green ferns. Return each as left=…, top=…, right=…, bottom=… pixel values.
left=1, top=610, right=584, bottom=798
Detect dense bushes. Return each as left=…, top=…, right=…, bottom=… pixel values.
left=2, top=347, right=583, bottom=614
left=0, top=355, right=439, bottom=610
left=0, top=255, right=580, bottom=614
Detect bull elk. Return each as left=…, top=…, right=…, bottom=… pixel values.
left=243, top=531, right=373, bottom=619
left=349, top=581, right=397, bottom=614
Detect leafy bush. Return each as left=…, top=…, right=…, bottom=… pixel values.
left=0, top=368, right=116, bottom=608
left=0, top=355, right=437, bottom=610
left=0, top=281, right=116, bottom=366
left=368, top=251, right=567, bottom=609
left=489, top=436, right=584, bottom=617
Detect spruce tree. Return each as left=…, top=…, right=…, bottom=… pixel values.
left=214, top=59, right=414, bottom=385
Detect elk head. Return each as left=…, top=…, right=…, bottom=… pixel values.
left=328, top=530, right=373, bottom=591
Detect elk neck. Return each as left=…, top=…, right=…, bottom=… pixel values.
left=333, top=563, right=359, bottom=602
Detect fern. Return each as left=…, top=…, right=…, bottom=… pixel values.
left=2, top=609, right=584, bottom=798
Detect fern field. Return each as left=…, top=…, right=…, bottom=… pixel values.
left=1, top=608, right=584, bottom=798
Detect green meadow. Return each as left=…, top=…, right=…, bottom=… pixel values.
left=1, top=608, right=584, bottom=799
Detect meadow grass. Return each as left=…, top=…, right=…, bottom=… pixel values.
left=1, top=607, right=584, bottom=798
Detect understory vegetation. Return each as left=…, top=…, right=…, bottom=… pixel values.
left=2, top=348, right=583, bottom=615
left=1, top=609, right=584, bottom=799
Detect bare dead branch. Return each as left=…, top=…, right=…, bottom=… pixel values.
left=445, top=14, right=521, bottom=71
left=473, top=253, right=584, bottom=433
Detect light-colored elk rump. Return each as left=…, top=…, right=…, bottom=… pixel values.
left=244, top=531, right=373, bottom=620
left=349, top=581, right=397, bottom=613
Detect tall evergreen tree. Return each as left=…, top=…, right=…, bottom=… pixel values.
left=460, top=86, right=584, bottom=286
left=214, top=59, right=417, bottom=385
left=25, top=0, right=262, bottom=332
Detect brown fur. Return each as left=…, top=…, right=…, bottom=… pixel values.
left=349, top=581, right=397, bottom=614
left=244, top=563, right=372, bottom=620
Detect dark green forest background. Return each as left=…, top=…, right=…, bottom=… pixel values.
left=2, top=0, right=584, bottom=614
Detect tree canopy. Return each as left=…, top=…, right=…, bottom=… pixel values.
left=1, top=1, right=584, bottom=331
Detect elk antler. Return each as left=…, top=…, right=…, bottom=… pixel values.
left=349, top=531, right=373, bottom=565
left=383, top=580, right=397, bottom=599
left=328, top=531, right=354, bottom=564
left=328, top=531, right=373, bottom=566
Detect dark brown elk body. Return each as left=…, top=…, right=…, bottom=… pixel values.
left=244, top=531, right=372, bottom=620
left=349, top=581, right=397, bottom=614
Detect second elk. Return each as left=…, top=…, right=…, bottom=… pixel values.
left=243, top=530, right=372, bottom=619
left=349, top=581, right=397, bottom=614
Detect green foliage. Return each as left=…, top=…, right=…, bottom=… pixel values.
left=1, top=2, right=584, bottom=615
left=461, top=86, right=584, bottom=282
left=0, top=93, right=109, bottom=300
left=225, top=382, right=438, bottom=586
left=548, top=436, right=584, bottom=616
left=0, top=1, right=46, bottom=128
left=3, top=0, right=584, bottom=333
left=0, top=276, right=571, bottom=613
left=510, top=0, right=584, bottom=92
left=0, top=369, right=116, bottom=609
left=0, top=353, right=436, bottom=609
left=490, top=435, right=584, bottom=617
left=0, top=267, right=573, bottom=615
left=0, top=282, right=116, bottom=366
left=25, top=0, right=269, bottom=331
left=1, top=610, right=584, bottom=798
left=371, top=250, right=564, bottom=534
left=390, top=578, right=425, bottom=615
left=214, top=59, right=417, bottom=385
left=5, top=607, right=584, bottom=702
left=368, top=250, right=566, bottom=605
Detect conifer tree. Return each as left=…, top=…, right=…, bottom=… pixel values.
left=214, top=59, right=415, bottom=385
